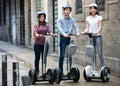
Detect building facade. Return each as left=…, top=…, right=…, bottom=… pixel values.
left=0, top=0, right=32, bottom=46
left=0, top=0, right=120, bottom=77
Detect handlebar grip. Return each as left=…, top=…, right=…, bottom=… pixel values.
left=82, top=33, right=93, bottom=38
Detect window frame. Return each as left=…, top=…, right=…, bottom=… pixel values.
left=75, top=0, right=83, bottom=14
left=96, top=0, right=105, bottom=11
left=74, top=0, right=84, bottom=22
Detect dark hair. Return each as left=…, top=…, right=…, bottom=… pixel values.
left=38, top=14, right=46, bottom=19
left=89, top=6, right=100, bottom=15
left=64, top=7, right=72, bottom=11
left=38, top=14, right=47, bottom=26
left=38, top=21, right=47, bottom=26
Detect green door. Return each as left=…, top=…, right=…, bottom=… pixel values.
left=53, top=0, right=58, bottom=52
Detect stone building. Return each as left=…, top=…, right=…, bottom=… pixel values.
left=0, top=0, right=120, bottom=77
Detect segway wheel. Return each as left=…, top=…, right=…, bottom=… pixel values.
left=101, top=67, right=111, bottom=82
left=47, top=68, right=55, bottom=84
left=54, top=68, right=62, bottom=84
left=71, top=67, right=80, bottom=82
left=28, top=69, right=36, bottom=85
left=83, top=69, right=91, bottom=81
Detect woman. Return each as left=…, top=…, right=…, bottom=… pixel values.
left=81, top=3, right=105, bottom=67
left=33, top=11, right=54, bottom=75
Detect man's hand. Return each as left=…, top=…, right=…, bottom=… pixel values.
left=76, top=33, right=80, bottom=37
left=63, top=33, right=68, bottom=38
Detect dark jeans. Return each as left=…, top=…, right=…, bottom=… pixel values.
left=92, top=36, right=105, bottom=67
left=59, top=36, right=70, bottom=73
left=34, top=43, right=44, bottom=72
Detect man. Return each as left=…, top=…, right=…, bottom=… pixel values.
left=57, top=3, right=80, bottom=74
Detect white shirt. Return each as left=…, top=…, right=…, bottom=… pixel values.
left=86, top=15, right=103, bottom=35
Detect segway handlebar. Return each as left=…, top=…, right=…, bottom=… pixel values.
left=42, top=34, right=56, bottom=37
left=68, top=34, right=78, bottom=37
left=82, top=33, right=93, bottom=38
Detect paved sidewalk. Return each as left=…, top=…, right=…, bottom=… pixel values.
left=0, top=52, right=30, bottom=86
left=0, top=41, right=120, bottom=86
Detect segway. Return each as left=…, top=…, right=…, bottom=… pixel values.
left=54, top=35, right=80, bottom=84
left=82, top=33, right=111, bottom=82
left=28, top=35, right=55, bottom=85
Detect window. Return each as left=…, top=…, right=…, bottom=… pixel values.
left=36, top=0, right=41, bottom=12
left=35, top=0, right=41, bottom=18
left=96, top=0, right=105, bottom=11
left=75, top=0, right=82, bottom=14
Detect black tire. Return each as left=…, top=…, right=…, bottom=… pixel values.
left=47, top=68, right=55, bottom=84
left=28, top=69, right=36, bottom=85
left=101, top=67, right=111, bottom=82
left=21, top=76, right=30, bottom=86
left=54, top=68, right=62, bottom=84
left=83, top=69, right=91, bottom=81
left=71, top=67, right=80, bottom=82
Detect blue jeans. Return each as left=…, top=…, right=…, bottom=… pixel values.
left=59, top=36, right=70, bottom=73
left=34, top=43, right=44, bottom=72
left=92, top=36, right=105, bottom=67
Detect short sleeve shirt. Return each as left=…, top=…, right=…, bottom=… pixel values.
left=86, top=15, right=103, bottom=35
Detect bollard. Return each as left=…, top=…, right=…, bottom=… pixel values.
left=13, top=62, right=19, bottom=86
left=2, top=54, right=7, bottom=86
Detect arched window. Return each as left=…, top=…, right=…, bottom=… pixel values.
left=75, top=0, right=82, bottom=14
left=96, top=0, right=105, bottom=11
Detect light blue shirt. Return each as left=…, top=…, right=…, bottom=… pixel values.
left=57, top=15, right=79, bottom=35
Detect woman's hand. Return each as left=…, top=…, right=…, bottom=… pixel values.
left=81, top=29, right=89, bottom=35
left=38, top=34, right=43, bottom=37
left=81, top=31, right=86, bottom=35
left=50, top=33, right=56, bottom=38
left=93, top=32, right=99, bottom=35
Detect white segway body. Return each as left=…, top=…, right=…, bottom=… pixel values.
left=84, top=65, right=111, bottom=82
left=84, top=66, right=100, bottom=78
left=86, top=39, right=95, bottom=58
